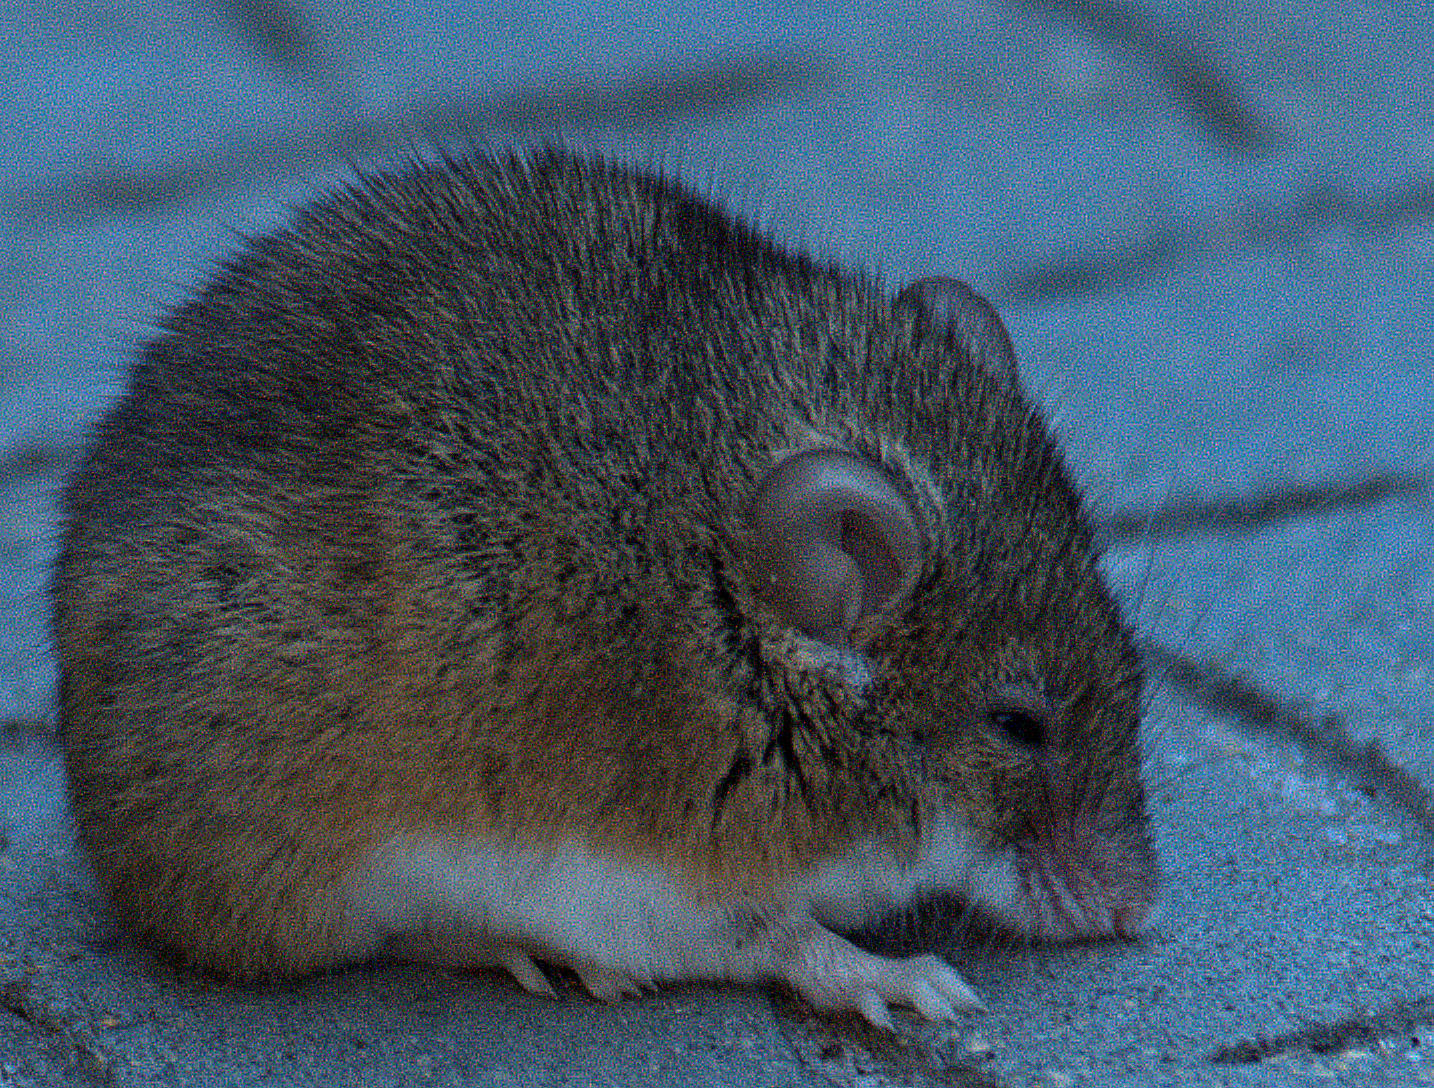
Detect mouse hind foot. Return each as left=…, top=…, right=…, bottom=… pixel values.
left=383, top=928, right=657, bottom=1003
left=383, top=930, right=559, bottom=997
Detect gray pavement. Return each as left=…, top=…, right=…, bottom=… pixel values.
left=3, top=0, right=1434, bottom=1084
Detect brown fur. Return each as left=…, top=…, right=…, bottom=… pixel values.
left=53, top=149, right=1153, bottom=977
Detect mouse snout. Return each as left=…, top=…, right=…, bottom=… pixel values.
left=1015, top=814, right=1158, bottom=941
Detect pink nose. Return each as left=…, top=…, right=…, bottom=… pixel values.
left=1110, top=894, right=1156, bottom=937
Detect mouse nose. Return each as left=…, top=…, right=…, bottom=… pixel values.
left=1095, top=839, right=1159, bottom=938
left=1022, top=813, right=1159, bottom=939
left=1111, top=892, right=1156, bottom=937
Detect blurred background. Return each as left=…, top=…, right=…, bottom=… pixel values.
left=3, top=0, right=1434, bottom=741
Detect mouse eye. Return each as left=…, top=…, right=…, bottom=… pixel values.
left=989, top=708, right=1046, bottom=750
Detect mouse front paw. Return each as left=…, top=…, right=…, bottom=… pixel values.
left=781, top=932, right=985, bottom=1030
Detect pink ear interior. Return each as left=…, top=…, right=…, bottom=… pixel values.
left=749, top=450, right=921, bottom=648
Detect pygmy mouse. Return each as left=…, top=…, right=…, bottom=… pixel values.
left=52, top=149, right=1156, bottom=1027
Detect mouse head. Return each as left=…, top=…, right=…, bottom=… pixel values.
left=732, top=276, right=1156, bottom=938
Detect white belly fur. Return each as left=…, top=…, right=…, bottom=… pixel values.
left=337, top=820, right=993, bottom=1023
left=341, top=835, right=727, bottom=981
left=339, top=810, right=1012, bottom=976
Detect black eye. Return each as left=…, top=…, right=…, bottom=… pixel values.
left=990, top=709, right=1046, bottom=749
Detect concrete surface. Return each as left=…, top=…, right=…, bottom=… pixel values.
left=3, top=0, right=1433, bottom=1084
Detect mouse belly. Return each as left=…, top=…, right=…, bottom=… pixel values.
left=339, top=834, right=982, bottom=1026
left=340, top=835, right=714, bottom=993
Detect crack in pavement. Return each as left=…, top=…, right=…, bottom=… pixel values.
left=1140, top=640, right=1434, bottom=844
left=0, top=441, right=82, bottom=487
left=3, top=51, right=832, bottom=224
left=1209, top=993, right=1434, bottom=1063
left=1, top=976, right=117, bottom=1086
left=1021, top=0, right=1279, bottom=152
left=1096, top=471, right=1428, bottom=546
left=996, top=176, right=1434, bottom=302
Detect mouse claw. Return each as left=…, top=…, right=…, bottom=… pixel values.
left=911, top=955, right=985, bottom=1016
left=907, top=977, right=955, bottom=1022
left=857, top=990, right=894, bottom=1031
left=574, top=964, right=651, bottom=1003
left=502, top=950, right=557, bottom=999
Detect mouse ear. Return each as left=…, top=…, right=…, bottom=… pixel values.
left=748, top=450, right=922, bottom=648
left=893, top=276, right=1020, bottom=389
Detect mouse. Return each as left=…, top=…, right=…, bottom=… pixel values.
left=52, top=148, right=1157, bottom=1028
